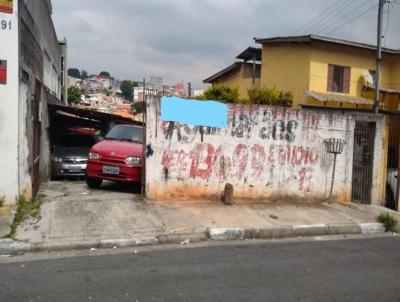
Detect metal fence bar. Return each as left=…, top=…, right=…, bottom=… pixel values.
left=352, top=122, right=375, bottom=204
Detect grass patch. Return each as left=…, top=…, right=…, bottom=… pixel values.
left=5, top=195, right=43, bottom=238
left=137, top=194, right=146, bottom=202
left=377, top=212, right=398, bottom=233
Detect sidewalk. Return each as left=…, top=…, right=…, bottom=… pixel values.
left=0, top=181, right=398, bottom=254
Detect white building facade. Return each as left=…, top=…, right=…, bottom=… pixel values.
left=0, top=0, right=65, bottom=205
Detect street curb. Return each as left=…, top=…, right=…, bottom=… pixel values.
left=0, top=222, right=386, bottom=255
left=157, top=232, right=208, bottom=244
left=0, top=239, right=33, bottom=255
left=207, top=222, right=386, bottom=241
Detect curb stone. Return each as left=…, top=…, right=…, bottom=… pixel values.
left=0, top=239, right=33, bottom=255
left=207, top=222, right=386, bottom=241
left=0, top=222, right=386, bottom=255
left=359, top=223, right=386, bottom=234
left=327, top=223, right=361, bottom=235
left=208, top=228, right=246, bottom=241
left=157, top=232, right=208, bottom=244
left=100, top=237, right=159, bottom=248
left=293, top=224, right=328, bottom=237
left=33, top=240, right=101, bottom=252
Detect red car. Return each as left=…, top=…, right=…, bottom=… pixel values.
left=86, top=124, right=144, bottom=188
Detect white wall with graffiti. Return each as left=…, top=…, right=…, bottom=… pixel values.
left=146, top=97, right=360, bottom=202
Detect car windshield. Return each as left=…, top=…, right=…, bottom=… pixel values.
left=105, top=125, right=143, bottom=143
left=58, top=135, right=96, bottom=148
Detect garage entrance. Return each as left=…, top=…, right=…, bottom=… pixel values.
left=47, top=104, right=143, bottom=188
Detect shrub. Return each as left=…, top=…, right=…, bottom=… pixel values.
left=248, top=87, right=278, bottom=105
left=377, top=212, right=398, bottom=232
left=203, top=84, right=240, bottom=103
left=248, top=87, right=293, bottom=107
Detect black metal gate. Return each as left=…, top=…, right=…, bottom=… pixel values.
left=352, top=121, right=375, bottom=204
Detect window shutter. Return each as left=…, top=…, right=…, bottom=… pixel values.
left=343, top=66, right=350, bottom=94
left=327, top=64, right=334, bottom=92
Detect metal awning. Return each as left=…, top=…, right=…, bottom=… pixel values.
left=305, top=90, right=375, bottom=105
left=48, top=103, right=143, bottom=125
left=364, top=84, right=400, bottom=95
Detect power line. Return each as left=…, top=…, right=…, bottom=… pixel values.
left=317, top=0, right=372, bottom=35
left=325, top=6, right=376, bottom=35
left=290, top=0, right=347, bottom=35
left=266, top=1, right=358, bottom=66
left=312, top=0, right=364, bottom=34
left=383, top=1, right=394, bottom=47
left=261, top=2, right=370, bottom=67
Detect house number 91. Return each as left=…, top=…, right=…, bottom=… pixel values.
left=1, top=20, right=11, bottom=31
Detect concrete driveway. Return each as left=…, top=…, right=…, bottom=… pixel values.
left=13, top=181, right=398, bottom=245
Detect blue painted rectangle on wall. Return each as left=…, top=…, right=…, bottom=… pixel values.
left=161, top=96, right=228, bottom=128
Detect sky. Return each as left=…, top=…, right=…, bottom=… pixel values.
left=52, top=0, right=400, bottom=88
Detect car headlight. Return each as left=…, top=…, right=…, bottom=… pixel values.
left=53, top=156, right=63, bottom=163
left=125, top=157, right=142, bottom=164
left=89, top=152, right=101, bottom=160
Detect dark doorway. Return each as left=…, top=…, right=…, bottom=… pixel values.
left=352, top=121, right=375, bottom=204
left=386, top=120, right=400, bottom=210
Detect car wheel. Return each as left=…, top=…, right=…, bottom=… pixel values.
left=385, top=183, right=396, bottom=210
left=86, top=176, right=103, bottom=189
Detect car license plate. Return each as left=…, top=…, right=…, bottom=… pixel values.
left=69, top=168, right=81, bottom=173
left=103, top=165, right=120, bottom=175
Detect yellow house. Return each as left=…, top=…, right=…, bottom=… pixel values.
left=203, top=47, right=261, bottom=99
left=203, top=35, right=400, bottom=209
left=254, top=35, right=400, bottom=110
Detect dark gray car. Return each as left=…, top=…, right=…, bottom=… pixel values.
left=51, top=134, right=97, bottom=179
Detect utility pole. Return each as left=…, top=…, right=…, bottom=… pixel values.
left=141, top=78, right=146, bottom=195
left=374, top=0, right=386, bottom=114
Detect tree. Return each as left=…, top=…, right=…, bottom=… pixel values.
left=203, top=84, right=240, bottom=103
left=80, top=70, right=89, bottom=79
left=120, top=80, right=133, bottom=101
left=68, top=68, right=80, bottom=79
left=67, top=86, right=84, bottom=104
left=99, top=71, right=111, bottom=78
left=132, top=102, right=145, bottom=113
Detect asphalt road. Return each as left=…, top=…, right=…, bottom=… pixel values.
left=1, top=236, right=400, bottom=302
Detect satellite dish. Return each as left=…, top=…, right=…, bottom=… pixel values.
left=363, top=70, right=375, bottom=86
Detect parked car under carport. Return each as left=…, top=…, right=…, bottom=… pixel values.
left=51, top=133, right=97, bottom=179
